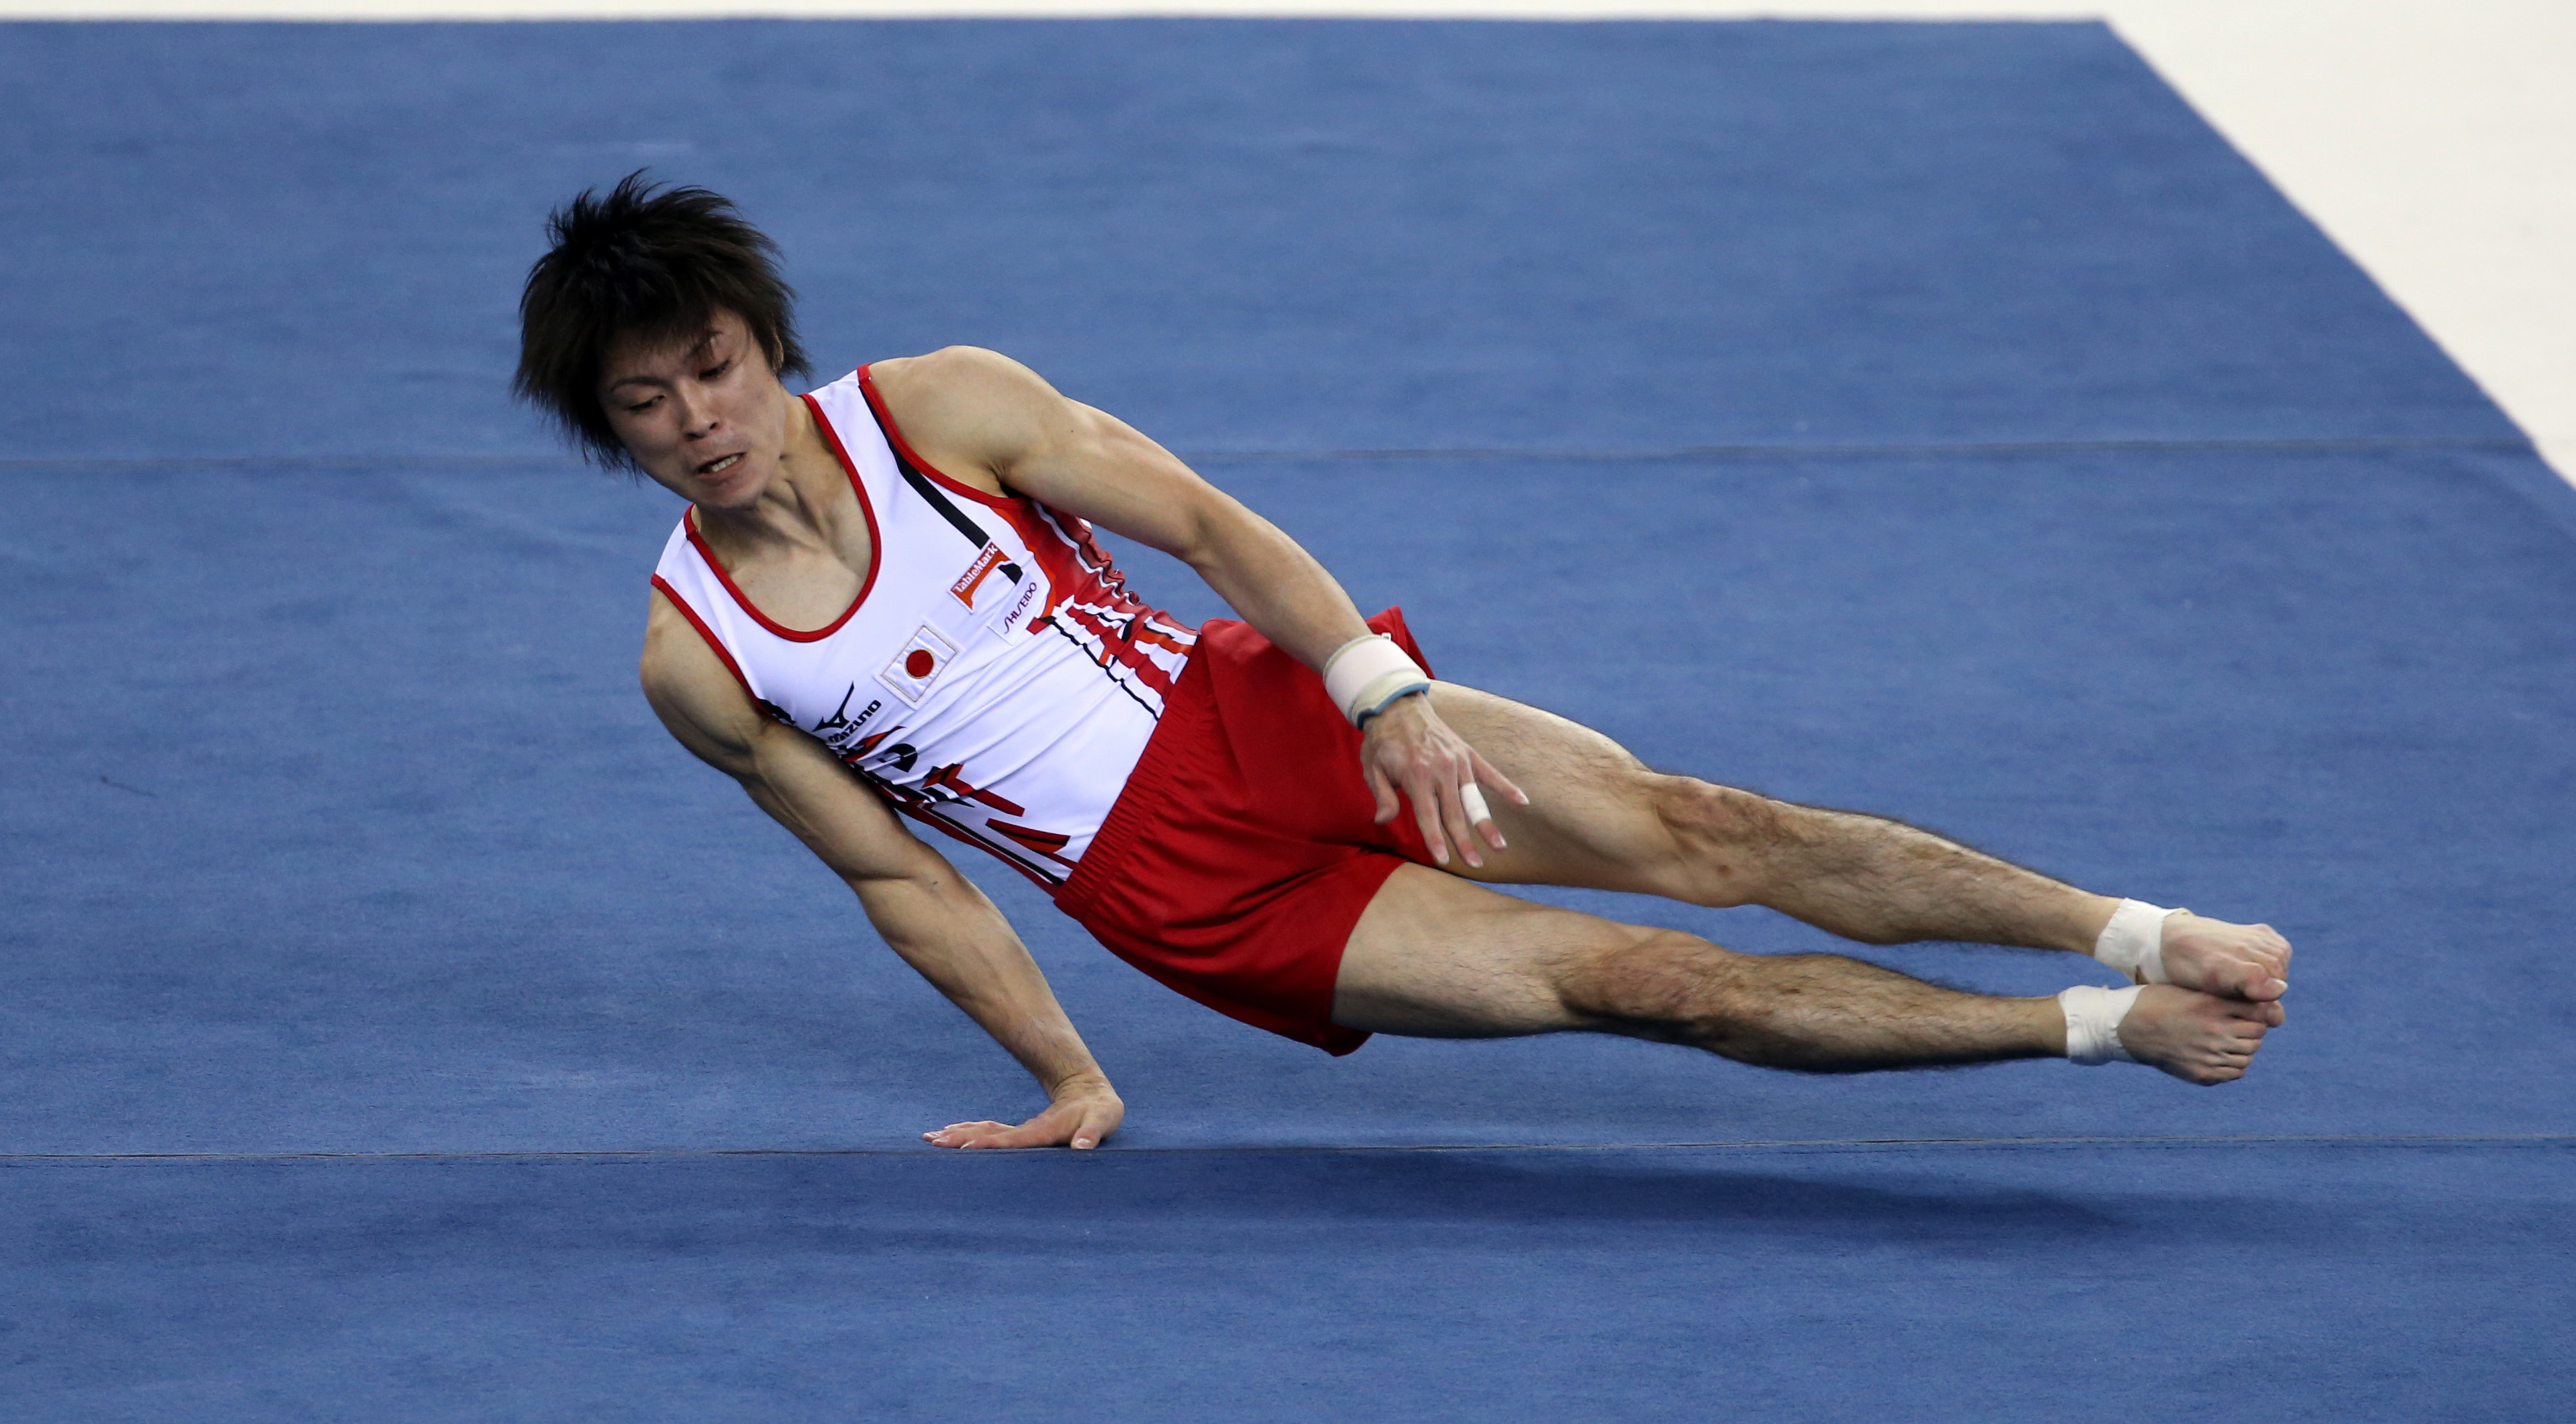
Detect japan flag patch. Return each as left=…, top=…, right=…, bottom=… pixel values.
left=877, top=624, right=960, bottom=706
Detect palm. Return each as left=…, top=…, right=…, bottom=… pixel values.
left=923, top=1085, right=1124, bottom=1151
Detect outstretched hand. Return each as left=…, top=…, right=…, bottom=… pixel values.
left=923, top=1072, right=1125, bottom=1151
left=1359, top=693, right=1529, bottom=870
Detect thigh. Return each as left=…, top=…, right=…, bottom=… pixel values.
left=1418, top=682, right=1702, bottom=897
left=1331, top=861, right=1673, bottom=1037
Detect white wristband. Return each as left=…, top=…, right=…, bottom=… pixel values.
left=2093, top=899, right=2178, bottom=985
left=1323, top=633, right=1431, bottom=727
left=2059, top=984, right=2141, bottom=1065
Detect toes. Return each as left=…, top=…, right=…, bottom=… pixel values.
left=2219, top=998, right=2286, bottom=1026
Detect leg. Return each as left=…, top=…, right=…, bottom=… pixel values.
left=1421, top=684, right=2291, bottom=997
left=1334, top=865, right=2277, bottom=1082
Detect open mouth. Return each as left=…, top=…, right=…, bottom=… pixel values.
left=698, top=453, right=744, bottom=478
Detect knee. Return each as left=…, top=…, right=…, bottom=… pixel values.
left=1560, top=929, right=1757, bottom=1045
left=1649, top=777, right=1790, bottom=907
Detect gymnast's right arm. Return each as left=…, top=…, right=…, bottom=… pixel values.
left=637, top=588, right=1125, bottom=1151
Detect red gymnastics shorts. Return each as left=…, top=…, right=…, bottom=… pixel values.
left=1052, top=608, right=1437, bottom=1055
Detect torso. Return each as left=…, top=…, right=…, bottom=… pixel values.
left=651, top=366, right=1199, bottom=889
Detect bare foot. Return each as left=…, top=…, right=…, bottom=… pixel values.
left=2158, top=911, right=2292, bottom=1002
left=2117, top=985, right=2285, bottom=1084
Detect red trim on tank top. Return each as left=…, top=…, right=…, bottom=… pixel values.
left=679, top=398, right=883, bottom=643
left=651, top=575, right=758, bottom=700
left=857, top=363, right=1022, bottom=511
left=660, top=570, right=1059, bottom=891
left=853, top=363, right=1107, bottom=631
left=882, top=796, right=1060, bottom=891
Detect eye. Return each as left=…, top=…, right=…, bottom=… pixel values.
left=623, top=395, right=662, bottom=414
left=701, top=359, right=733, bottom=381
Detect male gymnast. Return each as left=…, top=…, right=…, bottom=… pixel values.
left=515, top=177, right=2290, bottom=1152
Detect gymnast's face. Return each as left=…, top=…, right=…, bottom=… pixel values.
left=598, top=309, right=789, bottom=511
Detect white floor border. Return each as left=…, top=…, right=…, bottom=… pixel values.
left=7, top=1, right=2569, bottom=483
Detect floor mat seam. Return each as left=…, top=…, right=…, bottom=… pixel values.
left=0, top=434, right=2537, bottom=474
left=5, top=1133, right=2566, bottom=1163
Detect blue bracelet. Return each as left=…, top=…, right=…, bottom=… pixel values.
left=1353, top=680, right=1432, bottom=729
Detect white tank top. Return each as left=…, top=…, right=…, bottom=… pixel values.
left=650, top=366, right=1199, bottom=889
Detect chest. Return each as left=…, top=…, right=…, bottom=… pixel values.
left=691, top=479, right=874, bottom=635
left=719, top=479, right=1061, bottom=733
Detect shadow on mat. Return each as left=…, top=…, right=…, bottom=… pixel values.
left=7, top=1150, right=2403, bottom=1265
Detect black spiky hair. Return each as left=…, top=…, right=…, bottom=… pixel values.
left=514, top=173, right=811, bottom=469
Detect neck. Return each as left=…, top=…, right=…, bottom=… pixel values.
left=691, top=384, right=836, bottom=551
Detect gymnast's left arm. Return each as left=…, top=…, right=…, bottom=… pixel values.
left=869, top=346, right=1526, bottom=868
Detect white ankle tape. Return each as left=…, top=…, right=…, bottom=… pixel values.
left=2059, top=985, right=2140, bottom=1065
left=2093, top=899, right=2177, bottom=985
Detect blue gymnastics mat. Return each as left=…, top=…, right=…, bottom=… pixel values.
left=9, top=1143, right=2569, bottom=1419
left=3, top=17, right=2569, bottom=1421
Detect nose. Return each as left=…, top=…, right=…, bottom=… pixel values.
left=673, top=388, right=721, bottom=440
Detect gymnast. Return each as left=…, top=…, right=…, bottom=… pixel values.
left=514, top=176, right=2290, bottom=1151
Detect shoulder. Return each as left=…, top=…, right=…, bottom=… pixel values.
left=641, top=585, right=765, bottom=775
left=871, top=344, right=1051, bottom=404
left=868, top=347, right=1068, bottom=458
left=867, top=348, right=1077, bottom=495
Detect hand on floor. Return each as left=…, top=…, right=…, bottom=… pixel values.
left=924, top=1073, right=1125, bottom=1151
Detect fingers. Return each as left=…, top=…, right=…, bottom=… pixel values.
left=1412, top=782, right=1459, bottom=868
left=1467, top=746, right=1530, bottom=811
left=1371, top=749, right=1478, bottom=867
left=923, top=1099, right=1123, bottom=1151
left=1459, top=783, right=1503, bottom=852
left=1361, top=704, right=1527, bottom=869
left=1379, top=745, right=1468, bottom=868
left=1450, top=743, right=1524, bottom=855
left=925, top=1119, right=1052, bottom=1151
left=1437, top=775, right=1483, bottom=868
left=1457, top=758, right=1514, bottom=853
left=1421, top=775, right=1513, bottom=865
left=1365, top=763, right=1400, bottom=828
left=1427, top=771, right=1505, bottom=867
left=1067, top=1099, right=1122, bottom=1151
